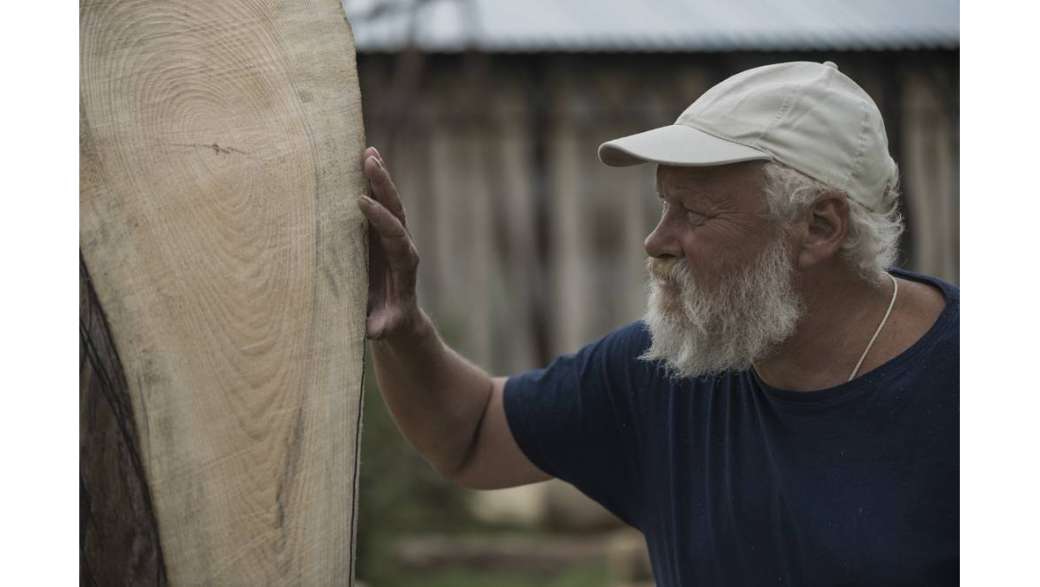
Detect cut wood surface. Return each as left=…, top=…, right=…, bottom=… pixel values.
left=80, top=0, right=368, bottom=583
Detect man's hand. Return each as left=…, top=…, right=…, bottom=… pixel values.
left=354, top=146, right=550, bottom=489
left=358, top=146, right=421, bottom=340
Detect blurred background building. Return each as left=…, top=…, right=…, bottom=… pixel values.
left=344, top=1, right=958, bottom=585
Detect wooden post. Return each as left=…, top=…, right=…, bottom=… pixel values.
left=80, top=0, right=368, bottom=583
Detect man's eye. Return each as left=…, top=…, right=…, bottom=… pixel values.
left=684, top=208, right=706, bottom=224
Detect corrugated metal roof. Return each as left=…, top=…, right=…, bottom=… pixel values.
left=342, top=0, right=959, bottom=52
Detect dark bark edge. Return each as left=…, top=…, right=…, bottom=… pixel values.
left=80, top=253, right=168, bottom=586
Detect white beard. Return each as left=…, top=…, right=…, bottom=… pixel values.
left=641, top=236, right=805, bottom=379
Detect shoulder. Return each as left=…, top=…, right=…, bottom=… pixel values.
left=560, top=320, right=655, bottom=388
left=890, top=267, right=959, bottom=338
left=596, top=320, right=653, bottom=359
left=890, top=267, right=958, bottom=307
left=504, top=320, right=662, bottom=418
left=885, top=268, right=959, bottom=376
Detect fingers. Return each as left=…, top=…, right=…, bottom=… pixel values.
left=362, top=148, right=407, bottom=228
left=358, top=193, right=420, bottom=341
left=358, top=194, right=417, bottom=268
left=359, top=146, right=421, bottom=341
left=364, top=146, right=383, bottom=164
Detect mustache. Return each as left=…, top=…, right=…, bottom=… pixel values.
left=646, top=257, right=690, bottom=284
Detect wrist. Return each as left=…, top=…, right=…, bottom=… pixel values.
left=375, top=305, right=433, bottom=348
left=400, top=306, right=432, bottom=341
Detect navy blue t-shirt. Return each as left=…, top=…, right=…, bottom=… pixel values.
left=504, top=268, right=958, bottom=586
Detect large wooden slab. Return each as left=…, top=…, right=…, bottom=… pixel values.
left=80, top=0, right=368, bottom=583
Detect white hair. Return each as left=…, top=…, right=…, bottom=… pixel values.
left=641, top=235, right=804, bottom=379
left=761, top=162, right=904, bottom=286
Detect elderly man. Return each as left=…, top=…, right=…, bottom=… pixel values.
left=356, top=61, right=958, bottom=585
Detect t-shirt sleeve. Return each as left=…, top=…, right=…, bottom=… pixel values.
left=503, top=321, right=650, bottom=528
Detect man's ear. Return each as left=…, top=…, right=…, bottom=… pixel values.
left=795, top=193, right=849, bottom=270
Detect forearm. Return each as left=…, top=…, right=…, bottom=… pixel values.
left=369, top=308, right=494, bottom=478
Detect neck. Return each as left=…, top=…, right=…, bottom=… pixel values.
left=754, top=264, right=892, bottom=392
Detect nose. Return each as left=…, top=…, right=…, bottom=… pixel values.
left=644, top=216, right=681, bottom=260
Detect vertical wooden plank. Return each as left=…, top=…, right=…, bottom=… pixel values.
left=423, top=110, right=457, bottom=340
left=79, top=0, right=368, bottom=583
left=428, top=113, right=493, bottom=366
left=903, top=72, right=959, bottom=283
left=397, top=128, right=441, bottom=315
left=551, top=64, right=664, bottom=353
left=490, top=80, right=540, bottom=373
left=613, top=157, right=656, bottom=322
left=465, top=123, right=496, bottom=370
left=549, top=80, right=592, bottom=356
left=593, top=67, right=642, bottom=330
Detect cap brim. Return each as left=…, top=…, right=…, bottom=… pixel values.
left=598, top=125, right=771, bottom=167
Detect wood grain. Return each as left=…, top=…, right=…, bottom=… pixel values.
left=80, top=0, right=368, bottom=583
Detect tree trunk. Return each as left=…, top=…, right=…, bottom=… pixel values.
left=80, top=0, right=368, bottom=583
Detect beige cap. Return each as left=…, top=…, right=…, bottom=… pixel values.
left=597, top=61, right=897, bottom=211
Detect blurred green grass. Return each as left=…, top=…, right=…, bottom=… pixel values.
left=387, top=565, right=610, bottom=587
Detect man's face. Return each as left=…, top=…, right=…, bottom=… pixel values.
left=640, top=163, right=805, bottom=378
